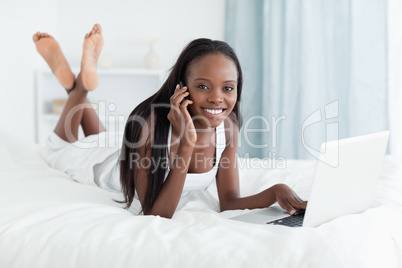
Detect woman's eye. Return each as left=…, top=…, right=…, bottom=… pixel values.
left=224, top=86, right=234, bottom=91
left=198, top=84, right=209, bottom=90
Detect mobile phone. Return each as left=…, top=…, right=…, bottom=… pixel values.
left=179, top=81, right=190, bottom=104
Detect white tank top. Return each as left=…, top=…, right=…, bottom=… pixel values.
left=166, top=121, right=227, bottom=196
left=103, top=121, right=227, bottom=197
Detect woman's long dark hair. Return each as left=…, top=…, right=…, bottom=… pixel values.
left=118, top=38, right=243, bottom=213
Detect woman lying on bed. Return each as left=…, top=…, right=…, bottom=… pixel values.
left=33, top=24, right=307, bottom=218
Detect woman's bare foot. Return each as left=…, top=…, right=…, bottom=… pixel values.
left=33, top=32, right=75, bottom=90
left=80, top=24, right=104, bottom=91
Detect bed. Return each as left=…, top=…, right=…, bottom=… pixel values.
left=1, top=127, right=401, bottom=268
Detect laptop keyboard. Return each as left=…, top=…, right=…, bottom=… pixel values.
left=266, top=210, right=305, bottom=227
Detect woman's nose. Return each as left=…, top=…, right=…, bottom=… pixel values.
left=207, top=90, right=223, bottom=104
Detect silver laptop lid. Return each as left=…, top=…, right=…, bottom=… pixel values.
left=303, top=131, right=389, bottom=227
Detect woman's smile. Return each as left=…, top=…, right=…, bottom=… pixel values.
left=202, top=107, right=226, bottom=117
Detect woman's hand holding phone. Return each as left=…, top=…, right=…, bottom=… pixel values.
left=167, top=83, right=196, bottom=147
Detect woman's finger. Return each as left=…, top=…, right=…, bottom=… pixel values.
left=170, top=85, right=188, bottom=103
left=278, top=199, right=296, bottom=215
left=295, top=195, right=306, bottom=204
left=289, top=197, right=307, bottom=210
left=180, top=99, right=193, bottom=117
left=170, top=85, right=181, bottom=102
left=171, top=92, right=188, bottom=106
left=172, top=92, right=189, bottom=108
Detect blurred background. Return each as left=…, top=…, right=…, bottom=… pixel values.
left=0, top=0, right=401, bottom=160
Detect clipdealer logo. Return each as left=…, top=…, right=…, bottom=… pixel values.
left=301, top=100, right=339, bottom=167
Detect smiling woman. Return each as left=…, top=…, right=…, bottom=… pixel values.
left=117, top=38, right=307, bottom=218
left=37, top=32, right=307, bottom=219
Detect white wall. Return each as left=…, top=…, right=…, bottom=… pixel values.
left=0, top=0, right=226, bottom=141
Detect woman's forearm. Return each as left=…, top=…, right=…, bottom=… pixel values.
left=146, top=143, right=194, bottom=218
left=220, top=185, right=277, bottom=211
left=220, top=184, right=307, bottom=215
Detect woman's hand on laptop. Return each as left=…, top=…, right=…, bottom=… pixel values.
left=273, top=184, right=307, bottom=215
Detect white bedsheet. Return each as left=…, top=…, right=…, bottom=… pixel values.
left=0, top=128, right=401, bottom=268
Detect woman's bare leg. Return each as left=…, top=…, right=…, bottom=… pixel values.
left=53, top=74, right=88, bottom=142
left=75, top=23, right=106, bottom=137
left=33, top=25, right=105, bottom=140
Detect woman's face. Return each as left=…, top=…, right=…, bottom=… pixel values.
left=185, top=53, right=238, bottom=129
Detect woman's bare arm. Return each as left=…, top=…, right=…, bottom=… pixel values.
left=215, top=115, right=307, bottom=215
left=134, top=117, right=194, bottom=219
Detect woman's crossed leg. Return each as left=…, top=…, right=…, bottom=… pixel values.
left=33, top=24, right=106, bottom=142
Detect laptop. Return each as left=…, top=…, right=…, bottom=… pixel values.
left=230, top=131, right=389, bottom=228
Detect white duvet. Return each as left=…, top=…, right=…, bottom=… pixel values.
left=0, top=128, right=401, bottom=268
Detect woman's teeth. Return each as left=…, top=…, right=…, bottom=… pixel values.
left=203, top=108, right=224, bottom=115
